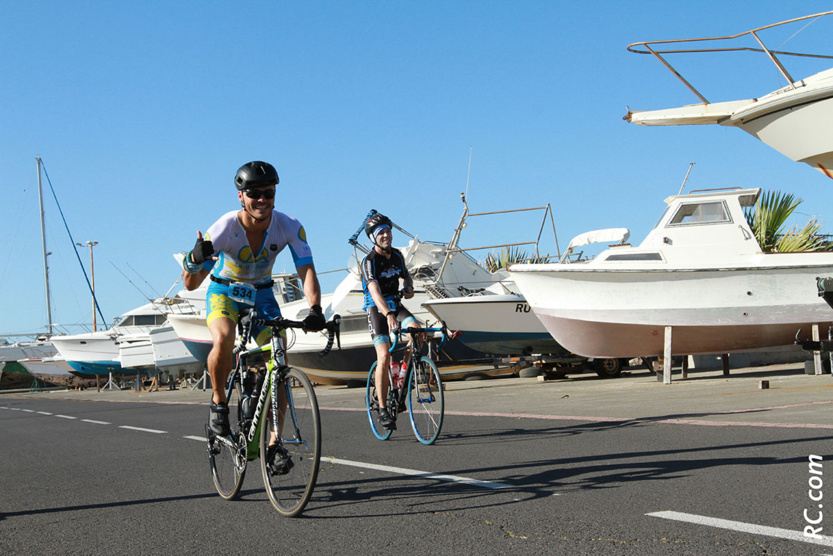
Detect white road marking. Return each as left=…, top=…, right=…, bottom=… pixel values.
left=81, top=419, right=110, bottom=425
left=184, top=435, right=207, bottom=442
left=36, top=411, right=53, bottom=415
left=322, top=456, right=511, bottom=490
left=20, top=409, right=34, bottom=413
left=119, top=425, right=166, bottom=434
left=55, top=414, right=77, bottom=419
left=648, top=511, right=833, bottom=547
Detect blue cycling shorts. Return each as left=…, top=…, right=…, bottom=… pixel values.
left=206, top=280, right=283, bottom=345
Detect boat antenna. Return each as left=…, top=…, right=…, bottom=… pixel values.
left=464, top=147, right=473, bottom=204
left=679, top=162, right=695, bottom=195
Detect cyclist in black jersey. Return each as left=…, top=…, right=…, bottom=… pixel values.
left=360, top=214, right=419, bottom=430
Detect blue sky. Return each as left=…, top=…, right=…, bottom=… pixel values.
left=2, top=1, right=833, bottom=337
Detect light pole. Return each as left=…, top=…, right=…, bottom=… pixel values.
left=76, top=241, right=99, bottom=331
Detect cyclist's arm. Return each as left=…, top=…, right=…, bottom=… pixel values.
left=182, top=267, right=209, bottom=291
left=368, top=280, right=398, bottom=332
left=297, top=263, right=322, bottom=308
left=399, top=253, right=415, bottom=299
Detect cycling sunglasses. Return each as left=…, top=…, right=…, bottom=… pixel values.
left=243, top=188, right=276, bottom=200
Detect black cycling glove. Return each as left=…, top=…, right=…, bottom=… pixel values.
left=303, top=304, right=326, bottom=332
left=190, top=236, right=214, bottom=265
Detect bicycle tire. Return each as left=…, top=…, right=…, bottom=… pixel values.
left=260, top=367, right=321, bottom=517
left=365, top=362, right=393, bottom=441
left=208, top=374, right=246, bottom=499
left=407, top=357, right=444, bottom=445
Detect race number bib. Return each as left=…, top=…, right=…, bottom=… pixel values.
left=228, top=282, right=256, bottom=307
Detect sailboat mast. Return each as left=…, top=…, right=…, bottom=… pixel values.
left=36, top=157, right=53, bottom=335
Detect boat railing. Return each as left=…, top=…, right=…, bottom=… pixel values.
left=627, top=10, right=833, bottom=105
left=435, top=196, right=560, bottom=287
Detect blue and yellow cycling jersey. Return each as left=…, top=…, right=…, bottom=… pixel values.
left=202, top=210, right=314, bottom=285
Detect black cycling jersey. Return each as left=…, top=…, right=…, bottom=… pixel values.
left=360, top=247, right=410, bottom=311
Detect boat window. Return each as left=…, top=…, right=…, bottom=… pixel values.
left=133, top=315, right=159, bottom=326
left=668, top=201, right=730, bottom=225
left=118, top=316, right=133, bottom=327
left=604, top=252, right=663, bottom=261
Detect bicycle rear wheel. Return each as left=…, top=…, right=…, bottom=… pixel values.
left=365, top=362, right=393, bottom=440
left=208, top=374, right=246, bottom=499
left=260, top=367, right=321, bottom=517
left=407, top=357, right=444, bottom=445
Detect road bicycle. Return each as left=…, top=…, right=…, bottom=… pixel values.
left=365, top=323, right=453, bottom=445
left=206, top=307, right=340, bottom=517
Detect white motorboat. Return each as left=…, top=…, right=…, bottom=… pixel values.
left=624, top=11, right=833, bottom=179
left=510, top=187, right=833, bottom=358
left=52, top=292, right=202, bottom=377
left=420, top=200, right=570, bottom=356
left=148, top=324, right=205, bottom=378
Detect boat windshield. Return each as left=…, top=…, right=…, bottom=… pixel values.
left=668, top=201, right=730, bottom=226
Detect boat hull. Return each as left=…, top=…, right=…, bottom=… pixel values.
left=149, top=325, right=204, bottom=376
left=730, top=86, right=833, bottom=179
left=512, top=265, right=833, bottom=358
left=422, top=295, right=568, bottom=355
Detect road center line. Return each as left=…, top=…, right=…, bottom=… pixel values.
left=55, top=414, right=77, bottom=419
left=322, top=456, right=511, bottom=490
left=81, top=419, right=110, bottom=425
left=119, top=425, right=166, bottom=434
left=184, top=435, right=207, bottom=442
left=647, top=510, right=833, bottom=547
left=36, top=411, right=53, bottom=415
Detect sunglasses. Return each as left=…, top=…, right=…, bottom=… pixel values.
left=243, top=188, right=275, bottom=200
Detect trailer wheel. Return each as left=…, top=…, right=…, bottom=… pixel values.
left=594, top=358, right=622, bottom=378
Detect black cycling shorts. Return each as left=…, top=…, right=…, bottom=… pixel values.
left=367, top=305, right=417, bottom=347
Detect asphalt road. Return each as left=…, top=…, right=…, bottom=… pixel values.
left=2, top=366, right=833, bottom=555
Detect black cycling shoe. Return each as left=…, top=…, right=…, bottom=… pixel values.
left=208, top=402, right=231, bottom=436
left=266, top=443, right=294, bottom=476
left=378, top=408, right=397, bottom=430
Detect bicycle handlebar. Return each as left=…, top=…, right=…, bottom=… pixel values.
left=388, top=322, right=455, bottom=353
left=236, top=313, right=342, bottom=358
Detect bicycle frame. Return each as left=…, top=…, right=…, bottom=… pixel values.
left=366, top=323, right=449, bottom=444
left=228, top=336, right=287, bottom=460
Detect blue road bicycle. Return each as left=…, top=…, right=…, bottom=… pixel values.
left=365, top=324, right=453, bottom=445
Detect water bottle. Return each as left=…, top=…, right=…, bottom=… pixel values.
left=391, top=362, right=403, bottom=388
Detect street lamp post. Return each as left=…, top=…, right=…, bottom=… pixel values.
left=76, top=241, right=99, bottom=331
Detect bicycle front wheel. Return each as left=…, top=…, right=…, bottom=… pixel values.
left=407, top=357, right=444, bottom=445
left=208, top=375, right=246, bottom=499
left=260, top=367, right=321, bottom=517
left=365, top=362, right=393, bottom=440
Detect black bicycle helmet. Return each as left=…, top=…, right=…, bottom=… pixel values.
left=234, top=161, right=279, bottom=190
left=365, top=213, right=393, bottom=239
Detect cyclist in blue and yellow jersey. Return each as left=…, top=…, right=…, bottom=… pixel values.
left=360, top=213, right=420, bottom=430
left=180, top=161, right=325, bottom=463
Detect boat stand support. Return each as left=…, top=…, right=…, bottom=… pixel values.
left=102, top=372, right=119, bottom=390
left=663, top=326, right=672, bottom=384
left=193, top=368, right=210, bottom=391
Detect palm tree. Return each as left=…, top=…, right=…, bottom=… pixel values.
left=483, top=246, right=552, bottom=272
left=744, top=189, right=828, bottom=252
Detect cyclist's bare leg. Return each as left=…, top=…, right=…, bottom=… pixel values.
left=400, top=320, right=422, bottom=369
left=374, top=342, right=392, bottom=409
left=207, top=317, right=236, bottom=405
